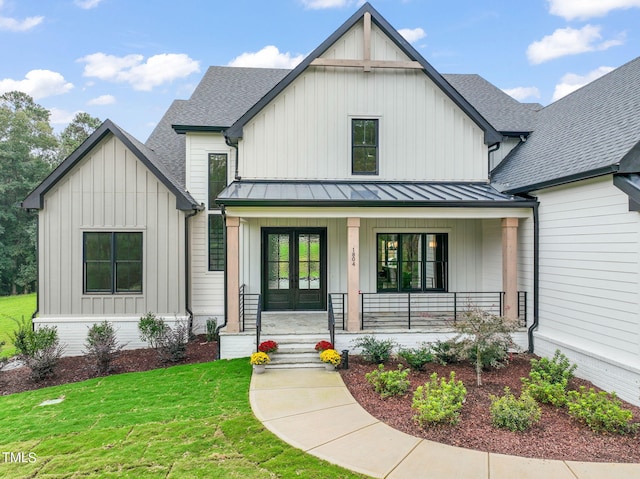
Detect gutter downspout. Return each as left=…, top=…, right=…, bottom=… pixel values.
left=185, top=204, right=204, bottom=335
left=225, top=136, right=241, bottom=180
left=215, top=205, right=228, bottom=359
left=29, top=209, right=39, bottom=330
left=528, top=198, right=539, bottom=353
left=488, top=142, right=500, bottom=180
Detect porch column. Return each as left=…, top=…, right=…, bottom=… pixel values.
left=502, top=217, right=519, bottom=320
left=347, top=217, right=361, bottom=331
left=226, top=216, right=241, bottom=333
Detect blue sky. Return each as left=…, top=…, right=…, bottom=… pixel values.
left=1, top=0, right=639, bottom=141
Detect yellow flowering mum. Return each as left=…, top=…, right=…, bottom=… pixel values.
left=319, top=349, right=341, bottom=366
left=250, top=352, right=270, bottom=365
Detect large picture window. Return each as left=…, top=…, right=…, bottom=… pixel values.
left=209, top=215, right=225, bottom=271
left=377, top=233, right=447, bottom=292
left=208, top=153, right=228, bottom=209
left=84, top=232, right=142, bottom=294
left=352, top=119, right=378, bottom=175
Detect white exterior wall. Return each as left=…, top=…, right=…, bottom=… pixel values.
left=533, top=175, right=640, bottom=405
left=185, top=132, right=235, bottom=331
left=238, top=22, right=487, bottom=182
left=35, top=134, right=187, bottom=355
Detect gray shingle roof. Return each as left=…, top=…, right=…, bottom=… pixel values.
left=442, top=74, right=537, bottom=133
left=492, top=56, right=640, bottom=193
left=146, top=100, right=188, bottom=187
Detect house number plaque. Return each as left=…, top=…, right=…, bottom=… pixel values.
left=351, top=248, right=356, bottom=266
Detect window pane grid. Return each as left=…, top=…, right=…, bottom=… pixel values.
left=352, top=119, right=378, bottom=175
left=208, top=153, right=228, bottom=209
left=84, top=232, right=142, bottom=294
left=208, top=215, right=225, bottom=271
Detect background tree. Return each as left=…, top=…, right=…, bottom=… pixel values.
left=56, top=112, right=101, bottom=165
left=0, top=91, right=57, bottom=295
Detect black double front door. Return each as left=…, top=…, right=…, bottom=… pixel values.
left=262, top=228, right=326, bottom=311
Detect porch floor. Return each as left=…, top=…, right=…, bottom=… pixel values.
left=261, top=312, right=328, bottom=335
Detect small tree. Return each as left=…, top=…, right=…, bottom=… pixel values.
left=84, top=321, right=123, bottom=374
left=454, top=307, right=520, bottom=386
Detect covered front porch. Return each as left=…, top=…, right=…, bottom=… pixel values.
left=216, top=181, right=537, bottom=359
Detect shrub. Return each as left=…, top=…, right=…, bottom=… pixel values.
left=412, top=371, right=467, bottom=426
left=13, top=322, right=64, bottom=381
left=521, top=371, right=569, bottom=407
left=567, top=386, right=638, bottom=435
left=205, top=318, right=218, bottom=342
left=352, top=336, right=396, bottom=364
left=430, top=339, right=460, bottom=365
left=454, top=307, right=520, bottom=386
left=397, top=345, right=433, bottom=371
left=157, top=320, right=189, bottom=363
left=365, top=364, right=410, bottom=398
left=138, top=312, right=168, bottom=349
left=530, top=350, right=577, bottom=384
left=258, top=340, right=278, bottom=353
left=490, top=387, right=541, bottom=432
left=0, top=340, right=6, bottom=369
left=84, top=321, right=122, bottom=374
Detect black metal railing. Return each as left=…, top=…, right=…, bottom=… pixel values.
left=328, top=295, right=336, bottom=347
left=328, top=293, right=346, bottom=331
left=359, top=291, right=527, bottom=330
left=239, top=284, right=261, bottom=333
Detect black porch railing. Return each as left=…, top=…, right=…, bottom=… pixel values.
left=239, top=284, right=261, bottom=333
left=360, top=291, right=527, bottom=330
left=328, top=293, right=346, bottom=331
left=328, top=295, right=336, bottom=347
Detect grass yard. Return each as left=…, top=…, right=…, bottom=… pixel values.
left=0, top=294, right=36, bottom=358
left=0, top=359, right=367, bottom=478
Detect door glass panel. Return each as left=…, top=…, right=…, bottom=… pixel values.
left=267, top=234, right=289, bottom=289
left=298, top=233, right=320, bottom=290
left=401, top=234, right=422, bottom=290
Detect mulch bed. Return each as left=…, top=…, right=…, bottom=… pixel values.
left=0, top=335, right=217, bottom=397
left=340, top=354, right=640, bottom=463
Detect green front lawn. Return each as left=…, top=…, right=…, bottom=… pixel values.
left=0, top=359, right=367, bottom=478
left=0, top=293, right=36, bottom=358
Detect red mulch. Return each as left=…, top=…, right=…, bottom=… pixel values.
left=0, top=335, right=217, bottom=397
left=340, top=354, right=640, bottom=463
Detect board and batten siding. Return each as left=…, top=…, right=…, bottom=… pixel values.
left=186, top=133, right=234, bottom=329
left=533, top=175, right=640, bottom=405
left=36, top=134, right=187, bottom=354
left=238, top=21, right=486, bottom=182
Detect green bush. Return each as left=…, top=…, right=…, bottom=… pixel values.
left=521, top=371, right=569, bottom=406
left=412, top=371, right=467, bottom=426
left=365, top=364, right=410, bottom=398
left=138, top=312, right=168, bottom=349
left=490, top=387, right=541, bottom=432
left=0, top=340, right=6, bottom=368
left=205, top=318, right=218, bottom=342
left=397, top=345, right=433, bottom=371
left=13, top=321, right=64, bottom=381
left=430, top=339, right=460, bottom=365
left=465, top=340, right=508, bottom=370
left=567, top=386, right=638, bottom=434
left=352, top=336, right=396, bottom=364
left=84, top=321, right=122, bottom=374
left=531, top=350, right=577, bottom=384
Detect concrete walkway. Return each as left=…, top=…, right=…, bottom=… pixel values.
left=249, top=368, right=640, bottom=479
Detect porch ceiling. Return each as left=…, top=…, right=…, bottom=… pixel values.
left=216, top=181, right=537, bottom=208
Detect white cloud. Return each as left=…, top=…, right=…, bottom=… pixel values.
left=78, top=53, right=200, bottom=91
left=300, top=0, right=365, bottom=9
left=548, top=0, right=640, bottom=20
left=87, top=94, right=115, bottom=106
left=0, top=70, right=73, bottom=99
left=527, top=25, right=624, bottom=64
left=74, top=0, right=103, bottom=9
left=49, top=108, right=82, bottom=125
left=398, top=27, right=426, bottom=44
left=0, top=5, right=43, bottom=32
left=552, top=66, right=614, bottom=101
left=228, top=45, right=305, bottom=69
left=502, top=87, right=541, bottom=102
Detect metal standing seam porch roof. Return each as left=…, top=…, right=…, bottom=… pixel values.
left=215, top=181, right=537, bottom=208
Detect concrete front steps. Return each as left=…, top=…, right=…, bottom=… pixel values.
left=264, top=333, right=331, bottom=369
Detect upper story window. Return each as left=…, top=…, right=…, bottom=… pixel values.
left=352, top=119, right=378, bottom=175
left=208, top=153, right=228, bottom=209
left=84, top=232, right=143, bottom=294
left=376, top=233, right=448, bottom=292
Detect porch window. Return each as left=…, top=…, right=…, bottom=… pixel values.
left=352, top=119, right=378, bottom=175
left=208, top=214, right=225, bottom=271
left=208, top=153, right=228, bottom=209
left=376, top=233, right=447, bottom=292
left=84, top=232, right=142, bottom=294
